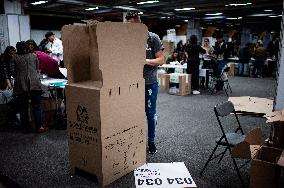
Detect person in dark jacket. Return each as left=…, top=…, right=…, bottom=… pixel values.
left=238, top=43, right=251, bottom=76
left=0, top=46, right=16, bottom=90
left=11, top=41, right=47, bottom=133
left=185, top=35, right=206, bottom=95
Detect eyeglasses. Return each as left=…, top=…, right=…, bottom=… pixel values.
left=204, top=41, right=209, bottom=43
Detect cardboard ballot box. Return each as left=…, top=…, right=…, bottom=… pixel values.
left=168, top=73, right=191, bottom=96
left=265, top=108, right=284, bottom=149
left=62, top=22, right=147, bottom=186
left=231, top=128, right=284, bottom=188
left=158, top=73, right=170, bottom=90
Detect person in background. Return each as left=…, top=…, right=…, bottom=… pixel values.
left=11, top=41, right=47, bottom=133
left=38, top=38, right=49, bottom=53
left=202, top=38, right=214, bottom=55
left=238, top=43, right=251, bottom=76
left=126, top=11, right=164, bottom=154
left=45, top=31, right=63, bottom=65
left=26, top=40, right=64, bottom=79
left=267, top=36, right=279, bottom=60
left=166, top=49, right=179, bottom=73
left=213, top=33, right=230, bottom=93
left=227, top=36, right=239, bottom=57
left=253, top=40, right=267, bottom=78
left=176, top=40, right=185, bottom=57
left=0, top=46, right=16, bottom=90
left=185, top=35, right=206, bottom=95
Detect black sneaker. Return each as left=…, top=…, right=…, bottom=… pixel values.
left=148, top=142, right=157, bottom=154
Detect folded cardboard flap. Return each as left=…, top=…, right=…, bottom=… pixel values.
left=265, top=108, right=284, bottom=123
left=231, top=128, right=262, bottom=159
left=62, top=22, right=148, bottom=87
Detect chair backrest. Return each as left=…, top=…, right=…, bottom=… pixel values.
left=214, top=101, right=244, bottom=135
left=215, top=101, right=234, bottom=117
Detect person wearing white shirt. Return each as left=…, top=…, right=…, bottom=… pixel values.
left=45, top=31, right=63, bottom=64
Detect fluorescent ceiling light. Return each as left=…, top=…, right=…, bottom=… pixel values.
left=269, top=15, right=278, bottom=18
left=205, top=13, right=223, bottom=16
left=226, top=3, right=252, bottom=7
left=249, top=13, right=273, bottom=17
left=137, top=1, right=159, bottom=5
left=175, top=7, right=195, bottom=11
left=269, top=15, right=282, bottom=18
left=227, top=17, right=238, bottom=20
left=113, top=6, right=138, bottom=11
left=203, top=16, right=225, bottom=20
left=264, top=10, right=273, bottom=12
left=160, top=17, right=166, bottom=19
left=31, top=1, right=48, bottom=5
left=85, top=7, right=99, bottom=11
left=184, top=19, right=189, bottom=22
left=138, top=12, right=143, bottom=15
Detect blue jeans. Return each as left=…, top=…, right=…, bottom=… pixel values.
left=253, top=59, right=265, bottom=77
left=215, top=60, right=226, bottom=90
left=238, top=64, right=248, bottom=76
left=145, top=81, right=158, bottom=143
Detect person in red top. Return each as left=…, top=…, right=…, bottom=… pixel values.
left=26, top=40, right=65, bottom=79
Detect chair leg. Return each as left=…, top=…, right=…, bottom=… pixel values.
left=218, top=146, right=228, bottom=164
left=200, top=144, right=219, bottom=175
left=223, top=84, right=228, bottom=96
left=232, top=158, right=246, bottom=188
left=227, top=82, right=232, bottom=93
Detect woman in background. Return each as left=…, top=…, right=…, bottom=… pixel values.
left=185, top=35, right=206, bottom=95
left=0, top=46, right=16, bottom=90
left=11, top=41, right=47, bottom=133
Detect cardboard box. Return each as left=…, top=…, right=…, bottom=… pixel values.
left=158, top=73, right=170, bottom=90
left=168, top=73, right=191, bottom=96
left=228, top=96, right=273, bottom=116
left=232, top=128, right=284, bottom=188
left=265, top=109, right=284, bottom=149
left=227, top=63, right=238, bottom=76
left=62, top=22, right=147, bottom=186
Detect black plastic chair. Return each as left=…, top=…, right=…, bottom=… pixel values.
left=200, top=101, right=245, bottom=188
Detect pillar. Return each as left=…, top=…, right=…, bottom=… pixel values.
left=186, top=19, right=202, bottom=44
left=0, top=0, right=30, bottom=53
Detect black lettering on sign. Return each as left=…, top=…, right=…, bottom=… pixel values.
left=175, top=178, right=184, bottom=184
left=155, top=178, right=162, bottom=185
left=138, top=179, right=144, bottom=186
left=184, top=177, right=192, bottom=184
left=146, top=179, right=154, bottom=185
left=167, top=178, right=174, bottom=184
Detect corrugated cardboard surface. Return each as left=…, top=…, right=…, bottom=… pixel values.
left=158, top=73, right=170, bottom=90
left=168, top=74, right=191, bottom=96
left=265, top=109, right=284, bottom=148
left=228, top=96, right=273, bottom=115
left=63, top=22, right=147, bottom=186
left=250, top=146, right=282, bottom=188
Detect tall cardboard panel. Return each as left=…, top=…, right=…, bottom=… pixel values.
left=62, top=22, right=147, bottom=186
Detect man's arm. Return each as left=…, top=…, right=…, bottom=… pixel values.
left=146, top=51, right=164, bottom=66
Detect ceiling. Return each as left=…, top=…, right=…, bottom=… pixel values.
left=24, top=0, right=283, bottom=35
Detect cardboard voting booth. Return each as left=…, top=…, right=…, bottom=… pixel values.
left=62, top=22, right=147, bottom=186
left=134, top=162, right=197, bottom=188
left=231, top=128, right=284, bottom=188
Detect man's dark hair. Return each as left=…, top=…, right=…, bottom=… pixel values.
left=16, top=41, right=28, bottom=55
left=45, top=31, right=54, bottom=38
left=26, top=39, right=39, bottom=51
left=215, top=33, right=223, bottom=39
left=189, top=35, right=198, bottom=45
left=125, top=11, right=139, bottom=20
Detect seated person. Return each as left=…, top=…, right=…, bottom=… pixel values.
left=166, top=49, right=179, bottom=73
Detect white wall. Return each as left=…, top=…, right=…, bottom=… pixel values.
left=4, top=0, right=22, bottom=14
left=31, top=29, right=61, bottom=45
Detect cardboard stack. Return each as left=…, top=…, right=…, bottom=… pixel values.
left=265, top=108, right=284, bottom=149
left=62, top=22, right=147, bottom=186
left=158, top=73, right=170, bottom=90
left=232, top=128, right=284, bottom=188
left=228, top=96, right=273, bottom=116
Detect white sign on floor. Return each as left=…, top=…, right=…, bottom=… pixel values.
left=134, top=162, right=197, bottom=188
